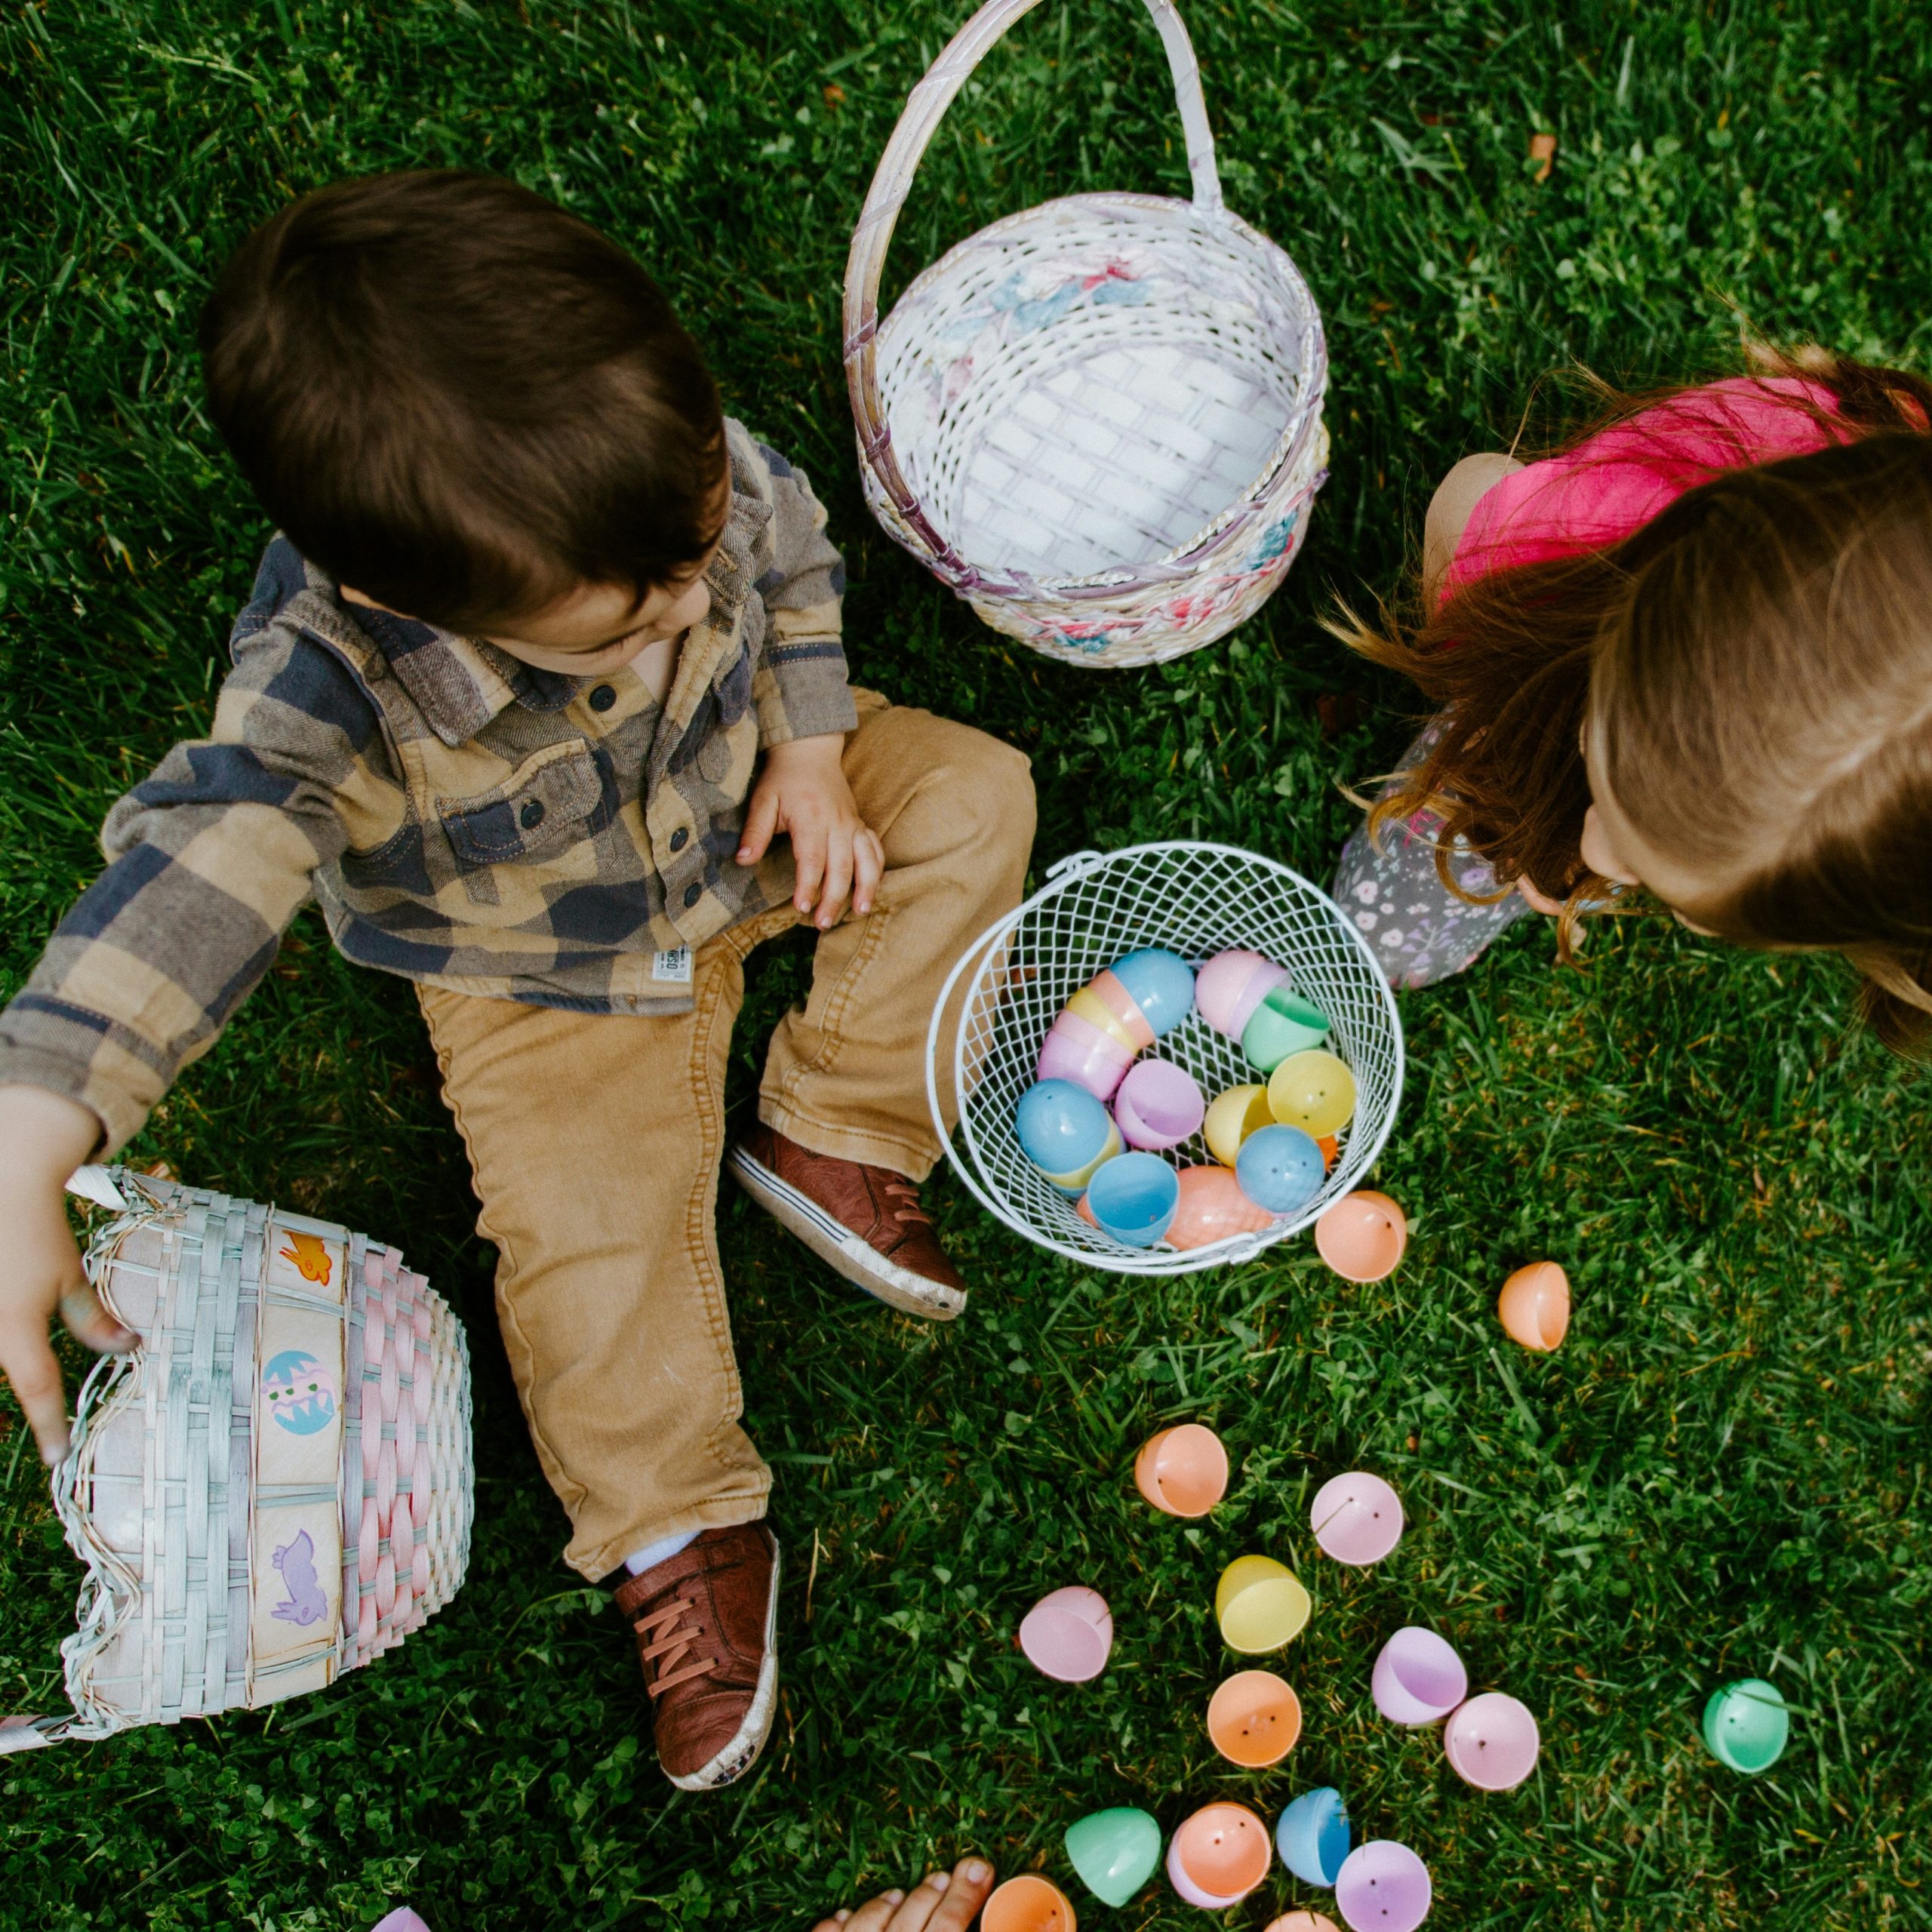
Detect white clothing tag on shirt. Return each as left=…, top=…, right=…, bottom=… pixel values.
left=652, top=947, right=693, bottom=985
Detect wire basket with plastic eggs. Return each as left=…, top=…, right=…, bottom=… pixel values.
left=926, top=842, right=1404, bottom=1275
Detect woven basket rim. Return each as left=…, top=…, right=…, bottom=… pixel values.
left=924, top=841, right=1405, bottom=1276
left=875, top=192, right=1327, bottom=596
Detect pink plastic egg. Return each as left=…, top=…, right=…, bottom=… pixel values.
left=1194, top=949, right=1289, bottom=1041
left=1114, top=1060, right=1207, bottom=1152
left=1088, top=969, right=1158, bottom=1051
left=1019, top=1585, right=1113, bottom=1682
left=1165, top=1166, right=1275, bottom=1251
left=1036, top=1008, right=1136, bottom=1100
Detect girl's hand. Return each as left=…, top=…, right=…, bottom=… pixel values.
left=812, top=1859, right=996, bottom=1932
left=1515, top=876, right=1567, bottom=917
left=737, top=733, right=884, bottom=931
left=0, top=1086, right=130, bottom=1465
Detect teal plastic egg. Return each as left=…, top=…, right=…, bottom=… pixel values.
left=1240, top=986, right=1329, bottom=1073
left=1702, top=1678, right=1789, bottom=1774
left=1065, top=1805, right=1162, bottom=1907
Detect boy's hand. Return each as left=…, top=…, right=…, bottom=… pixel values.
left=737, top=733, right=884, bottom=931
left=0, top=1085, right=130, bottom=1466
left=812, top=1859, right=995, bottom=1932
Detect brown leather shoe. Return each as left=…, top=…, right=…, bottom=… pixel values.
left=614, top=1524, right=779, bottom=1790
left=728, top=1123, right=967, bottom=1320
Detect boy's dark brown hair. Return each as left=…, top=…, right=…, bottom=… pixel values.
left=1330, top=349, right=1932, bottom=1055
left=199, top=169, right=728, bottom=631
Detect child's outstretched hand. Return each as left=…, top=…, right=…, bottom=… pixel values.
left=812, top=1859, right=995, bottom=1932
left=737, top=731, right=884, bottom=931
left=0, top=1085, right=131, bottom=1466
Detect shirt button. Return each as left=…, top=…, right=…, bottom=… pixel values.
left=589, top=684, right=617, bottom=712
left=669, top=826, right=689, bottom=853
left=683, top=882, right=703, bottom=909
left=519, top=798, right=546, bottom=829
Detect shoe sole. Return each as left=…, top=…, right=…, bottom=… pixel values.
left=666, top=1541, right=781, bottom=1792
left=727, top=1147, right=966, bottom=1322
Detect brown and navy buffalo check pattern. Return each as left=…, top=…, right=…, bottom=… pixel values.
left=0, top=422, right=857, bottom=1154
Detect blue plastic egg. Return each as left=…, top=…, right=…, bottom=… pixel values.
left=1016, top=1081, right=1118, bottom=1190
left=1108, top=948, right=1195, bottom=1038
left=1235, top=1124, right=1326, bottom=1216
left=1084, top=1152, right=1181, bottom=1247
left=1276, top=1785, right=1350, bottom=1888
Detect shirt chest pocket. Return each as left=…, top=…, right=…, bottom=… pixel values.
left=436, top=742, right=608, bottom=903
left=680, top=644, right=760, bottom=794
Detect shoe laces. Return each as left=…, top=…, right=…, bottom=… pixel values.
left=632, top=1595, right=718, bottom=1699
left=883, top=1180, right=929, bottom=1227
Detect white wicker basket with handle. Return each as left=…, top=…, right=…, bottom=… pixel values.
left=927, top=842, right=1403, bottom=1275
left=0, top=1168, right=473, bottom=1749
left=844, top=0, right=1328, bottom=669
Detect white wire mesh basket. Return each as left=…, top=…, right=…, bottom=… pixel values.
left=927, top=842, right=1403, bottom=1274
left=0, top=1168, right=473, bottom=1750
left=843, top=0, right=1328, bottom=669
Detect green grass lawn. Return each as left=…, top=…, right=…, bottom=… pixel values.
left=4, top=1, right=1930, bottom=1927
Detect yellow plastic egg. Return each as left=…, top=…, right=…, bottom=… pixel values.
left=1203, top=1084, right=1275, bottom=1167
left=1267, top=1051, right=1357, bottom=1139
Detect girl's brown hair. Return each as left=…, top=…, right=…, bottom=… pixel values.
left=1332, top=350, right=1932, bottom=1054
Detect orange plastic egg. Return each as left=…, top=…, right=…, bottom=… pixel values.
left=1497, top=1261, right=1570, bottom=1351
left=1166, top=1165, right=1274, bottom=1250
left=1313, top=1191, right=1407, bottom=1282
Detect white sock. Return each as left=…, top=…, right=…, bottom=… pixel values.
left=624, top=1529, right=699, bottom=1576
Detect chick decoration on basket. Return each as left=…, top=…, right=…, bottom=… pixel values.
left=1014, top=946, right=1380, bottom=1259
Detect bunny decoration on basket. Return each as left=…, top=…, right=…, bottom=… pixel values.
left=0, top=1167, right=472, bottom=1751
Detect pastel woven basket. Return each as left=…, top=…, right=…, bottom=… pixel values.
left=844, top=0, right=1328, bottom=669
left=0, top=1168, right=472, bottom=1749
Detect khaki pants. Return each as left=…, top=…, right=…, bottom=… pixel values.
left=418, top=698, right=1035, bottom=1580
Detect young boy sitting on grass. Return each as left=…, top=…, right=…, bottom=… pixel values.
left=0, top=171, right=1035, bottom=1791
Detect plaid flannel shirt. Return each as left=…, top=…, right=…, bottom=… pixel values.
left=0, top=421, right=857, bottom=1156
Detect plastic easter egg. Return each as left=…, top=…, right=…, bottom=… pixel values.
left=1313, top=1192, right=1407, bottom=1283
left=1443, top=1691, right=1540, bottom=1790
left=1134, top=1423, right=1229, bottom=1517
left=1215, top=1555, right=1311, bottom=1653
left=1065, top=1807, right=1162, bottom=1908
left=1166, top=1165, right=1275, bottom=1251
left=1036, top=1008, right=1136, bottom=1101
left=1204, top=1084, right=1275, bottom=1167
left=1084, top=1154, right=1180, bottom=1247
left=1275, top=1786, right=1350, bottom=1888
left=1195, top=949, right=1288, bottom=1041
left=1702, top=1678, right=1789, bottom=1774
left=1114, top=1060, right=1207, bottom=1152
left=1109, top=948, right=1196, bottom=1037
left=1498, top=1261, right=1570, bottom=1352
left=1309, top=1471, right=1404, bottom=1566
left=1318, top=1134, right=1338, bottom=1171
left=1088, top=969, right=1158, bottom=1051
left=1371, top=1626, right=1466, bottom=1726
left=983, top=1874, right=1078, bottom=1932
left=1235, top=1125, right=1325, bottom=1216
left=1018, top=1585, right=1112, bottom=1682
left=1267, top=1050, right=1357, bottom=1138
left=1208, top=1669, right=1303, bottom=1767
left=1065, top=986, right=1143, bottom=1055
left=1241, top=987, right=1331, bottom=1074
left=1266, top=1916, right=1341, bottom=1932
left=1016, top=1081, right=1120, bottom=1192
left=1334, top=1842, right=1431, bottom=1932
left=1167, top=1802, right=1272, bottom=1909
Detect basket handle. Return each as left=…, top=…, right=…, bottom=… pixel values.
left=842, top=0, right=1224, bottom=574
